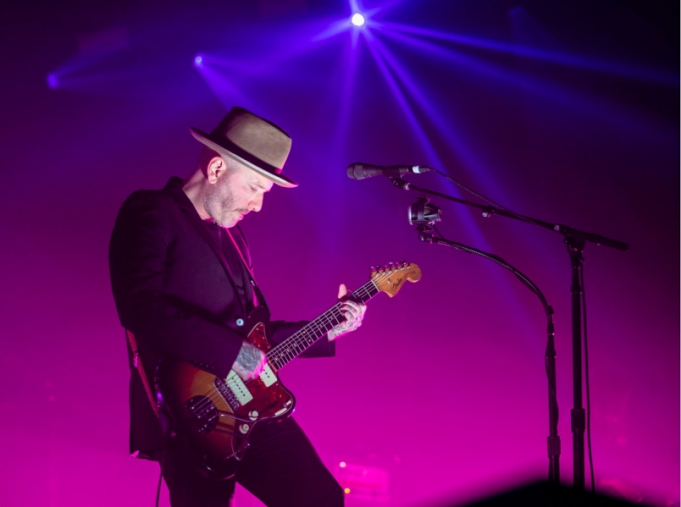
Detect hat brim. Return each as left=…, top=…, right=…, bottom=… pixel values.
left=190, top=127, right=298, bottom=188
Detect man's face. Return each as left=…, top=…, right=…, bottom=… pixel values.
left=204, top=159, right=274, bottom=228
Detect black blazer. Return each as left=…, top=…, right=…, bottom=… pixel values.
left=109, top=177, right=334, bottom=456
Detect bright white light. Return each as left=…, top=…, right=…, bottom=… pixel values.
left=350, top=13, right=365, bottom=27
left=194, top=55, right=203, bottom=67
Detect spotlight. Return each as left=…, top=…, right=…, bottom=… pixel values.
left=47, top=74, right=58, bottom=89
left=350, top=13, right=366, bottom=27
left=194, top=55, right=203, bottom=67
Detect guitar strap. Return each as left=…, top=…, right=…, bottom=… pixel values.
left=223, top=227, right=269, bottom=314
left=223, top=227, right=256, bottom=282
left=126, top=329, right=159, bottom=418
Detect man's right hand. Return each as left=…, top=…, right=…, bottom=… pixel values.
left=231, top=341, right=267, bottom=381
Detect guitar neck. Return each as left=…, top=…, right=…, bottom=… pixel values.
left=267, top=279, right=379, bottom=370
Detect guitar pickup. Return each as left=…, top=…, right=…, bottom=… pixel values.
left=259, top=364, right=277, bottom=387
left=225, top=370, right=254, bottom=405
left=214, top=372, right=253, bottom=409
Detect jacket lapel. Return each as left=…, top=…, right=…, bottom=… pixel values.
left=166, top=179, right=246, bottom=315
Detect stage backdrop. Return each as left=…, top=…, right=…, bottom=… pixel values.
left=0, top=1, right=677, bottom=506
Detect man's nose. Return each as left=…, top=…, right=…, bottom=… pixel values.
left=249, top=193, right=264, bottom=212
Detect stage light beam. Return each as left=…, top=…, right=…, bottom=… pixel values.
left=351, top=13, right=366, bottom=27
left=194, top=55, right=203, bottom=67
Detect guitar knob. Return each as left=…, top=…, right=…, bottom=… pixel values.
left=239, top=424, right=250, bottom=434
left=248, top=410, right=259, bottom=421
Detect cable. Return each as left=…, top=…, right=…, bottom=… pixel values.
left=155, top=445, right=166, bottom=507
left=433, top=225, right=548, bottom=306
left=429, top=223, right=560, bottom=482
left=432, top=168, right=539, bottom=227
left=581, top=267, right=595, bottom=493
left=422, top=169, right=607, bottom=487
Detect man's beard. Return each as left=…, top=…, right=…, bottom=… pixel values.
left=204, top=187, right=239, bottom=227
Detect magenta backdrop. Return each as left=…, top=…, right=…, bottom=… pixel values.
left=0, top=1, right=677, bottom=506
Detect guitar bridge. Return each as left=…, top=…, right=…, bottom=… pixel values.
left=184, top=395, right=219, bottom=434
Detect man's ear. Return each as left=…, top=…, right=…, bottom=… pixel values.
left=206, top=156, right=226, bottom=184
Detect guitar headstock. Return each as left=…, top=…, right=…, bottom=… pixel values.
left=371, top=261, right=422, bottom=298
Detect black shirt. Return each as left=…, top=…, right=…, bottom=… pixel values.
left=203, top=219, right=257, bottom=314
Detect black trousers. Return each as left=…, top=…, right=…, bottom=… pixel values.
left=160, top=417, right=344, bottom=507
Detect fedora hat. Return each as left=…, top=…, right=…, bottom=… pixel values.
left=190, top=107, right=297, bottom=188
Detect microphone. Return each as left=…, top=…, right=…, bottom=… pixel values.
left=347, top=163, right=432, bottom=180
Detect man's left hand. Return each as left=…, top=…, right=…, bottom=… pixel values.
left=327, top=284, right=367, bottom=341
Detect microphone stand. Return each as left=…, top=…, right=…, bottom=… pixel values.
left=390, top=177, right=628, bottom=489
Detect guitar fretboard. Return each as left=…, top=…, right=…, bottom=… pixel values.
left=267, top=279, right=379, bottom=370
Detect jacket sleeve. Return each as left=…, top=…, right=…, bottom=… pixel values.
left=109, top=191, right=243, bottom=378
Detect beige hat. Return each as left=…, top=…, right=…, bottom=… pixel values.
left=190, top=107, right=297, bottom=188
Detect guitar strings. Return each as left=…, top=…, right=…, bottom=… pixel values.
left=187, top=272, right=390, bottom=417
left=186, top=272, right=391, bottom=419
left=268, top=271, right=391, bottom=365
left=182, top=268, right=408, bottom=422
left=267, top=276, right=383, bottom=368
left=185, top=282, right=378, bottom=419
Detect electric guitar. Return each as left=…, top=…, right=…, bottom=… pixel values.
left=155, top=261, right=421, bottom=475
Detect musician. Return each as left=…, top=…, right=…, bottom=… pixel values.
left=109, top=106, right=366, bottom=506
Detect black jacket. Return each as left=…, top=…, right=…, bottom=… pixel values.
left=109, top=177, right=334, bottom=456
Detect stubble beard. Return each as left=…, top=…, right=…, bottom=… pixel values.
left=204, top=186, right=239, bottom=228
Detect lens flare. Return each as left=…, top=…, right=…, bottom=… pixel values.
left=47, top=74, right=58, bottom=89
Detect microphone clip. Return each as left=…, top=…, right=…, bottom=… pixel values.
left=408, top=196, right=442, bottom=244
left=409, top=196, right=442, bottom=226
left=390, top=177, right=411, bottom=190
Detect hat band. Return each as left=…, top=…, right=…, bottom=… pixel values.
left=209, top=134, right=283, bottom=176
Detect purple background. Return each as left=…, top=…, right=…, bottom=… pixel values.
left=0, top=1, right=677, bottom=506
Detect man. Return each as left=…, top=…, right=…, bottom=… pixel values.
left=109, top=107, right=366, bottom=506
